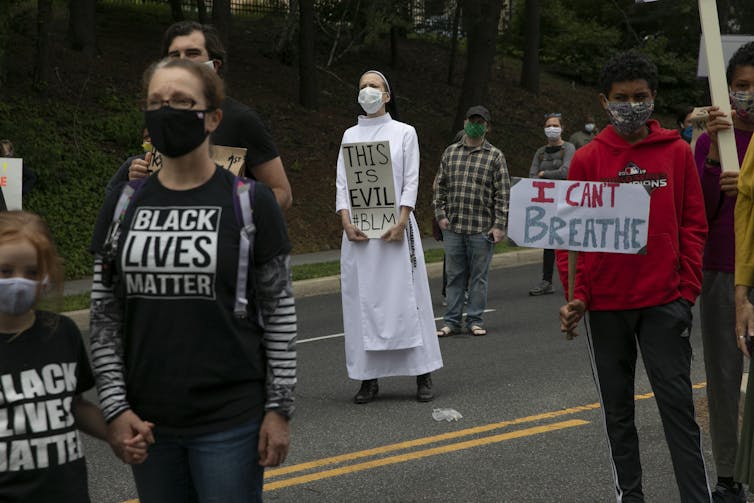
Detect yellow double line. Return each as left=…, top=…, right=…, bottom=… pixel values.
left=264, top=382, right=707, bottom=491
left=122, top=382, right=706, bottom=500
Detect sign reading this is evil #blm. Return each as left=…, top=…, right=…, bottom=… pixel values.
left=342, top=141, right=397, bottom=239
left=507, top=178, right=650, bottom=254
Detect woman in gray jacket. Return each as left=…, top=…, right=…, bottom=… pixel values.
left=528, top=113, right=575, bottom=296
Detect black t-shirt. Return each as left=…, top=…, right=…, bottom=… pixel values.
left=212, top=97, right=279, bottom=177
left=90, top=166, right=290, bottom=433
left=0, top=312, right=94, bottom=503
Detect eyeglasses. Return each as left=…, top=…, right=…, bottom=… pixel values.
left=144, top=97, right=198, bottom=111
left=544, top=112, right=562, bottom=118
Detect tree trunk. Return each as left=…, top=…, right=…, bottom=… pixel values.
left=275, top=0, right=299, bottom=65
left=67, top=0, right=97, bottom=57
left=519, top=0, right=540, bottom=94
left=197, top=0, right=208, bottom=24
left=299, top=0, right=317, bottom=109
left=212, top=0, right=232, bottom=49
left=34, top=0, right=54, bottom=85
left=717, top=0, right=730, bottom=32
left=447, top=0, right=462, bottom=85
left=0, top=0, right=10, bottom=84
left=452, top=0, right=502, bottom=131
left=168, top=0, right=184, bottom=21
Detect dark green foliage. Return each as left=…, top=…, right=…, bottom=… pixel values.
left=2, top=96, right=143, bottom=278
left=508, top=0, right=717, bottom=112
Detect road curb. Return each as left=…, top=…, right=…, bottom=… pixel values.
left=65, top=248, right=544, bottom=332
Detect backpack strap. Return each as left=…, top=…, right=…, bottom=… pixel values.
left=232, top=176, right=256, bottom=318
left=101, top=179, right=146, bottom=287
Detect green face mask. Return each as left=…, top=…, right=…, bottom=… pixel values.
left=465, top=121, right=486, bottom=138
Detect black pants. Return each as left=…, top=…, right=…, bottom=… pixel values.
left=587, top=300, right=711, bottom=503
left=542, top=248, right=554, bottom=283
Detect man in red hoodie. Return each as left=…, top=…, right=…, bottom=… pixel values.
left=558, top=52, right=711, bottom=502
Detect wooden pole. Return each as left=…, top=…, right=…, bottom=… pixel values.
left=699, top=0, right=740, bottom=172
left=566, top=250, right=577, bottom=340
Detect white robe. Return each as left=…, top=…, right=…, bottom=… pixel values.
left=336, top=113, right=443, bottom=380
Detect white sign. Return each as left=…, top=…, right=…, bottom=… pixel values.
left=0, top=158, right=23, bottom=211
left=342, top=141, right=397, bottom=239
left=697, top=34, right=754, bottom=78
left=507, top=178, right=650, bottom=254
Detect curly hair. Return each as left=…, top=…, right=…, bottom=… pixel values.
left=727, top=41, right=754, bottom=83
left=599, top=52, right=659, bottom=96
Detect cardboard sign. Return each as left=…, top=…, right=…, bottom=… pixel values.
left=507, top=178, right=650, bottom=254
left=0, top=158, right=23, bottom=211
left=341, top=141, right=397, bottom=239
left=211, top=145, right=247, bottom=175
left=141, top=145, right=247, bottom=176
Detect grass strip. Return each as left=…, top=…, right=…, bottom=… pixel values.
left=49, top=243, right=518, bottom=313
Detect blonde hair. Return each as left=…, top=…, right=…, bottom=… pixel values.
left=0, top=211, right=63, bottom=295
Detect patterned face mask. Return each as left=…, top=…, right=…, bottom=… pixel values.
left=605, top=101, right=654, bottom=136
left=730, top=91, right=754, bottom=122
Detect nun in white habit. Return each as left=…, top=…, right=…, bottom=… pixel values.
left=335, top=70, right=443, bottom=404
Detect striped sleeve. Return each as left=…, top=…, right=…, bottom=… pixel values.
left=89, top=255, right=130, bottom=422
left=254, top=254, right=297, bottom=418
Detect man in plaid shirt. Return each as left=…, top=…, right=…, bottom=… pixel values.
left=433, top=105, right=510, bottom=337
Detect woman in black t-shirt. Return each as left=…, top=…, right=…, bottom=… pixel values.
left=527, top=113, right=576, bottom=296
left=89, top=59, right=296, bottom=503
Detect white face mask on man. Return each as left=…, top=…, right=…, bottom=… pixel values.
left=358, top=87, right=385, bottom=115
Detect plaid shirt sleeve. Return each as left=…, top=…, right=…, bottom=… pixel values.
left=493, top=151, right=510, bottom=231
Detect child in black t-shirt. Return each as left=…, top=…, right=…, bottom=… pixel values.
left=0, top=211, right=150, bottom=503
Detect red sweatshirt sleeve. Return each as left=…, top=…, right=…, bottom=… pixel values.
left=678, top=145, right=708, bottom=304
left=555, top=153, right=591, bottom=308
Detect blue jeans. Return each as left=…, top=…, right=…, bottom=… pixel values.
left=132, top=417, right=264, bottom=503
left=443, top=230, right=494, bottom=329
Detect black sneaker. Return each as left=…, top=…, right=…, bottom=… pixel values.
left=712, top=483, right=746, bottom=503
left=529, top=280, right=554, bottom=296
left=416, top=373, right=434, bottom=402
left=354, top=379, right=379, bottom=404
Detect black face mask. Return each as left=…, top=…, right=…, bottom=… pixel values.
left=144, top=106, right=209, bottom=158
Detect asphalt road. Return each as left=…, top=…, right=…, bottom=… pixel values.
left=82, top=262, right=724, bottom=503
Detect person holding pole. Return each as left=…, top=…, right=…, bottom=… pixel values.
left=695, top=40, right=754, bottom=503
left=558, top=51, right=711, bottom=503
left=336, top=70, right=442, bottom=404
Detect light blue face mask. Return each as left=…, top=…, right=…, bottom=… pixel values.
left=605, top=101, right=654, bottom=136
left=0, top=277, right=40, bottom=316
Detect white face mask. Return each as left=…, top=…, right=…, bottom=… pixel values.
left=204, top=59, right=216, bottom=71
left=0, top=277, right=40, bottom=316
left=584, top=123, right=595, bottom=133
left=358, top=87, right=385, bottom=115
left=544, top=126, right=562, bottom=139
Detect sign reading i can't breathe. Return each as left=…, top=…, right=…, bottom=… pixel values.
left=507, top=178, right=650, bottom=254
left=342, top=141, right=397, bottom=239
